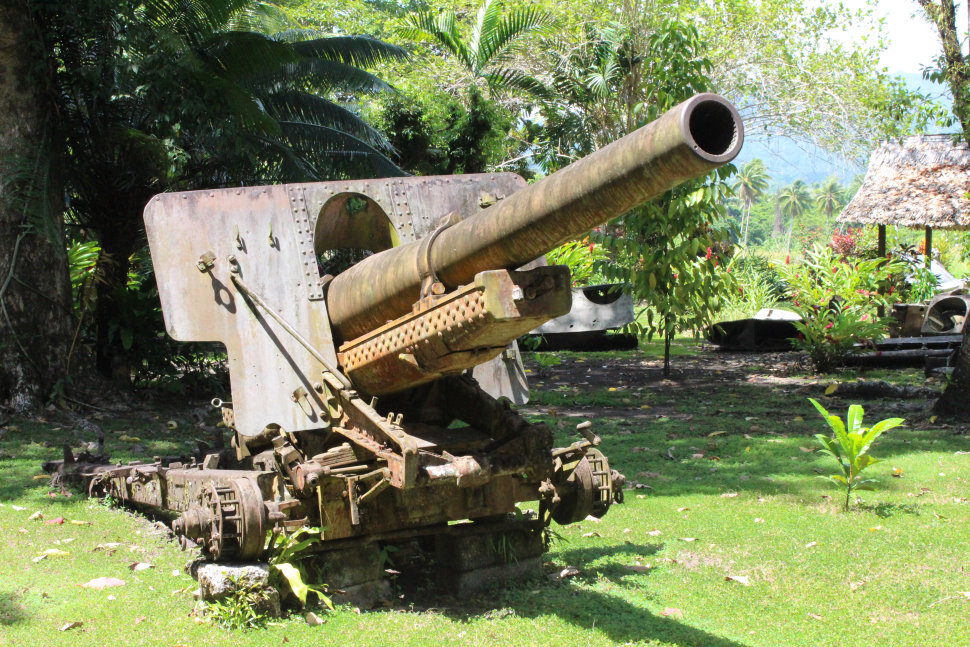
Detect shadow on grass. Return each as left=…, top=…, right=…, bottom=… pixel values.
left=0, top=590, right=29, bottom=626
left=405, top=543, right=749, bottom=647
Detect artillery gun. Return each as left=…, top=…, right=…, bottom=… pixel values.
left=50, top=94, right=742, bottom=595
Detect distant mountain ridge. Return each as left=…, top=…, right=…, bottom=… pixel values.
left=733, top=72, right=955, bottom=188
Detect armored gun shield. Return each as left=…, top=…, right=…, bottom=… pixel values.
left=144, top=174, right=540, bottom=438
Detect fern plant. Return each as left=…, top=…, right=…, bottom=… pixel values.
left=266, top=526, right=333, bottom=610
left=809, top=398, right=904, bottom=511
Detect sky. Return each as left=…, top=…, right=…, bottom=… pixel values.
left=738, top=0, right=965, bottom=185
left=860, top=0, right=947, bottom=74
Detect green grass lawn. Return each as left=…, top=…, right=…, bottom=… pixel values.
left=2, top=347, right=970, bottom=646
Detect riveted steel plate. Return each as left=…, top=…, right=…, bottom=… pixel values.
left=144, top=175, right=530, bottom=435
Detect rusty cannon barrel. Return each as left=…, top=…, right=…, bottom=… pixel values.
left=326, top=92, right=743, bottom=343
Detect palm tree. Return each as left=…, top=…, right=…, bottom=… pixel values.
left=814, top=176, right=845, bottom=231
left=777, top=180, right=812, bottom=251
left=732, top=159, right=770, bottom=246
left=402, top=0, right=552, bottom=99
left=41, top=0, right=407, bottom=379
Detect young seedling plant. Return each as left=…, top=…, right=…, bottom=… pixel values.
left=809, top=398, right=904, bottom=511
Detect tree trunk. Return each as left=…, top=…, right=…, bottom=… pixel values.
left=918, top=0, right=970, bottom=141
left=0, top=2, right=74, bottom=412
left=934, top=327, right=970, bottom=417
left=771, top=195, right=784, bottom=238
left=663, top=331, right=671, bottom=378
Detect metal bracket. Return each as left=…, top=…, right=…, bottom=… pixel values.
left=416, top=211, right=461, bottom=299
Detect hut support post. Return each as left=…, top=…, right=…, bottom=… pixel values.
left=925, top=226, right=933, bottom=267
left=877, top=225, right=886, bottom=319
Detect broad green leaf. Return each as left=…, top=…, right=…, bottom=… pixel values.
left=864, top=417, right=905, bottom=445
left=846, top=404, right=864, bottom=435
left=120, top=327, right=134, bottom=351
left=273, top=562, right=309, bottom=605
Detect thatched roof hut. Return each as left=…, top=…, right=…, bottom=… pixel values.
left=838, top=134, right=970, bottom=230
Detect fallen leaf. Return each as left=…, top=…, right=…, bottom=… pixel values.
left=725, top=575, right=751, bottom=586
left=106, top=595, right=116, bottom=601
left=134, top=616, right=146, bottom=625
left=661, top=607, right=683, bottom=618
left=581, top=532, right=601, bottom=538
left=12, top=505, right=25, bottom=511
left=129, top=562, right=153, bottom=572
left=32, top=475, right=49, bottom=480
left=807, top=612, right=823, bottom=620
left=647, top=529, right=663, bottom=536
left=824, top=384, right=838, bottom=395
left=70, top=520, right=91, bottom=526
left=80, top=577, right=126, bottom=590
left=584, top=515, right=600, bottom=523
left=91, top=541, right=121, bottom=552
left=59, top=621, right=83, bottom=631
left=44, top=517, right=65, bottom=525
left=793, top=416, right=804, bottom=422
left=679, top=537, right=697, bottom=542
left=805, top=541, right=817, bottom=548
left=28, top=511, right=43, bottom=521
left=754, top=518, right=765, bottom=523
left=305, top=612, right=324, bottom=626
left=708, top=431, right=726, bottom=437
left=559, top=566, right=581, bottom=579
left=677, top=507, right=690, bottom=512
left=798, top=447, right=814, bottom=453
left=624, top=564, right=652, bottom=573
left=34, top=548, right=70, bottom=563
left=623, top=528, right=632, bottom=533
left=870, top=525, right=883, bottom=532
left=720, top=492, right=739, bottom=498
left=691, top=453, right=705, bottom=459
left=892, top=467, right=903, bottom=478
left=930, top=416, right=938, bottom=423
left=960, top=592, right=970, bottom=599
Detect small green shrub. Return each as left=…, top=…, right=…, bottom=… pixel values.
left=206, top=576, right=271, bottom=631
left=716, top=252, right=786, bottom=320
left=776, top=244, right=903, bottom=371
left=546, top=238, right=609, bottom=286
left=790, top=304, right=888, bottom=372
left=267, top=527, right=333, bottom=610
left=809, top=398, right=904, bottom=511
left=533, top=352, right=562, bottom=376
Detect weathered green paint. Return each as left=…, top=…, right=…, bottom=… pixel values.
left=325, top=93, right=743, bottom=342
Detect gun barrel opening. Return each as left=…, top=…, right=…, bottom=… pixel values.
left=684, top=96, right=742, bottom=161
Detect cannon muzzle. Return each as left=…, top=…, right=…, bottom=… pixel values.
left=326, top=92, right=743, bottom=342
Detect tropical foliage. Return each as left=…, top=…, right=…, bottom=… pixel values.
left=810, top=398, right=905, bottom=511
left=775, top=245, right=905, bottom=371
left=732, top=159, right=770, bottom=246
left=37, top=0, right=406, bottom=379
left=401, top=0, right=552, bottom=99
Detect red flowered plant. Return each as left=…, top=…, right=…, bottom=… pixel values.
left=829, top=228, right=860, bottom=257
left=775, top=244, right=905, bottom=372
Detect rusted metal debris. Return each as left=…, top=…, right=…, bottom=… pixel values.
left=47, top=94, right=743, bottom=570
left=527, top=284, right=639, bottom=351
